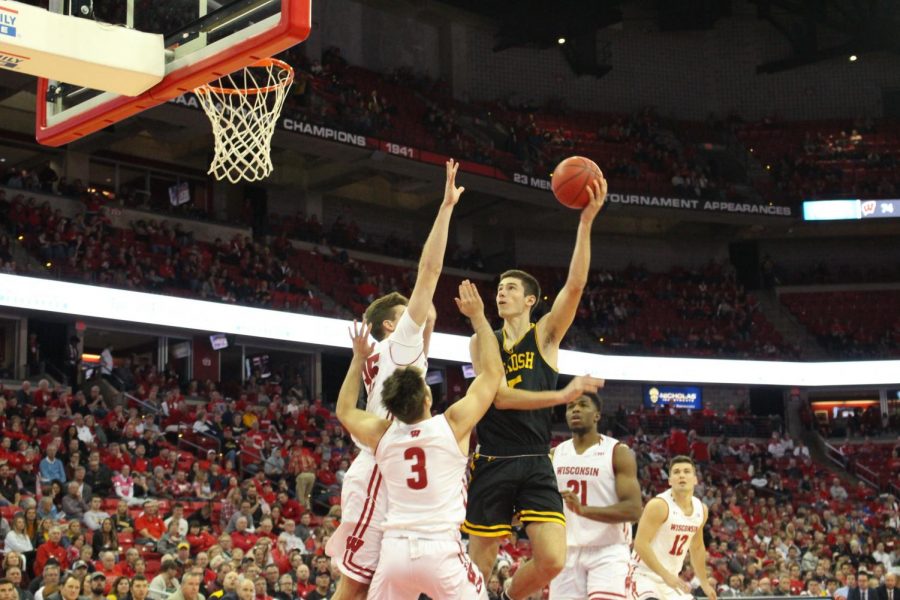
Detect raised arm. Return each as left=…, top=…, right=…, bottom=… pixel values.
left=335, top=321, right=391, bottom=449
left=633, top=498, right=691, bottom=594
left=406, top=160, right=465, bottom=326
left=446, top=281, right=503, bottom=447
left=537, top=176, right=607, bottom=351
left=561, top=443, right=643, bottom=523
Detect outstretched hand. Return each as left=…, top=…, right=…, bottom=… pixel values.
left=443, top=159, right=465, bottom=207
left=454, top=279, right=484, bottom=320
left=581, top=174, right=608, bottom=223
left=347, top=320, right=375, bottom=360
left=559, top=375, right=605, bottom=405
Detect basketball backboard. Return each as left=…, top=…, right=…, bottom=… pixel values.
left=36, top=0, right=310, bottom=147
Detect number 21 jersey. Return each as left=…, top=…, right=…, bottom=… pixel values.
left=553, top=435, right=632, bottom=548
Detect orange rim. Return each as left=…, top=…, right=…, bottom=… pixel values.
left=195, top=57, right=294, bottom=96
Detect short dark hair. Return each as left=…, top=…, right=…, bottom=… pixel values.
left=583, top=392, right=602, bottom=413
left=381, top=367, right=427, bottom=424
left=0, top=578, right=13, bottom=588
left=669, top=455, right=695, bottom=471
left=61, top=573, right=81, bottom=587
left=131, top=575, right=148, bottom=584
left=364, top=292, right=409, bottom=341
left=499, top=270, right=541, bottom=314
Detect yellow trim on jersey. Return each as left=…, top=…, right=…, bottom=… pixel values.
left=518, top=515, right=566, bottom=525
left=518, top=509, right=566, bottom=518
left=501, top=323, right=535, bottom=354
left=461, top=521, right=513, bottom=537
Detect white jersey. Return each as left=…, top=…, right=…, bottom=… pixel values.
left=357, top=309, right=427, bottom=452
left=632, top=490, right=705, bottom=579
left=553, top=435, right=632, bottom=548
left=374, top=414, right=467, bottom=537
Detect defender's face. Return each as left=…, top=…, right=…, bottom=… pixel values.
left=497, top=278, right=533, bottom=319
left=669, top=462, right=698, bottom=491
left=565, top=396, right=599, bottom=432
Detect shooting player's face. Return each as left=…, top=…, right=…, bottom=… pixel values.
left=497, top=277, right=534, bottom=319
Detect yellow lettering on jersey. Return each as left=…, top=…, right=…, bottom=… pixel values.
left=505, top=352, right=535, bottom=374
left=507, top=375, right=523, bottom=389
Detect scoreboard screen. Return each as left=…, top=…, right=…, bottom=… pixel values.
left=803, top=198, right=900, bottom=221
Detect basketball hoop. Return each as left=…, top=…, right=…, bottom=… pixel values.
left=194, top=58, right=294, bottom=184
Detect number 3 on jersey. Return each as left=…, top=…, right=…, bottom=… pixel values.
left=668, top=534, right=689, bottom=556
left=362, top=353, right=380, bottom=394
left=404, top=447, right=428, bottom=490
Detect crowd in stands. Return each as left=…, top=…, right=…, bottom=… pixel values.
left=0, top=186, right=801, bottom=360
left=533, top=261, right=798, bottom=359
left=280, top=46, right=740, bottom=201
left=0, top=371, right=897, bottom=600
left=734, top=116, right=900, bottom=202
left=0, top=370, right=349, bottom=599
left=780, top=290, right=900, bottom=359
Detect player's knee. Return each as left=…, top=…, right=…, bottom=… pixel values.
left=537, top=550, right=566, bottom=577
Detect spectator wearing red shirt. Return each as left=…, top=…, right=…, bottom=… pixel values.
left=295, top=564, right=315, bottom=599
left=277, top=491, right=304, bottom=522
left=186, top=522, right=217, bottom=554
left=666, top=427, right=690, bottom=456
left=230, top=516, right=258, bottom=552
left=104, top=444, right=130, bottom=473
left=35, top=525, right=68, bottom=574
left=135, top=500, right=166, bottom=542
left=169, top=470, right=194, bottom=498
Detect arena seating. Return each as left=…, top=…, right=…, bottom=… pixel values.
left=780, top=290, right=900, bottom=358
left=734, top=118, right=900, bottom=201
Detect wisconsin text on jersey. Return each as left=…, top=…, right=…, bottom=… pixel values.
left=669, top=524, right=699, bottom=533
left=556, top=466, right=601, bottom=476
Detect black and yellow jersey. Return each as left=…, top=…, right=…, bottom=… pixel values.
left=474, top=323, right=558, bottom=455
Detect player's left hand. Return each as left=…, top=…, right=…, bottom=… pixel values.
left=560, top=490, right=584, bottom=515
left=348, top=320, right=375, bottom=359
left=701, top=583, right=718, bottom=600
left=580, top=174, right=608, bottom=224
left=443, top=159, right=465, bottom=207
left=454, top=279, right=484, bottom=320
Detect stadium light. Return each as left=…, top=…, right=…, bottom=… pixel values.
left=849, top=55, right=858, bottom=62
left=558, top=37, right=566, bottom=45
left=0, top=274, right=897, bottom=387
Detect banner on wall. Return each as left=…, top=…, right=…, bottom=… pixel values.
left=169, top=95, right=792, bottom=218
left=643, top=385, right=703, bottom=410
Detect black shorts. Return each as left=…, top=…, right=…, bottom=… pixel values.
left=462, top=453, right=565, bottom=538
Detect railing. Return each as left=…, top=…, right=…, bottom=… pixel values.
left=822, top=440, right=849, bottom=470
left=854, top=461, right=880, bottom=490
left=123, top=392, right=160, bottom=416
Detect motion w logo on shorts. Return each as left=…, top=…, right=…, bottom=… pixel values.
left=347, top=535, right=365, bottom=552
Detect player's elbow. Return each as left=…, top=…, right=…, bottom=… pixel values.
left=625, top=500, right=643, bottom=522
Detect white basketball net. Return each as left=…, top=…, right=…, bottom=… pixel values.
left=194, top=58, right=294, bottom=184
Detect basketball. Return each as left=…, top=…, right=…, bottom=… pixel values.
left=551, top=156, right=603, bottom=209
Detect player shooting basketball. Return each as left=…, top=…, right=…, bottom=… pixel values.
left=463, top=176, right=608, bottom=600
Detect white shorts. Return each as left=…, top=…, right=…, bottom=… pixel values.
left=550, top=543, right=630, bottom=600
left=626, top=566, right=693, bottom=600
left=368, top=534, right=488, bottom=600
left=324, top=451, right=387, bottom=584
